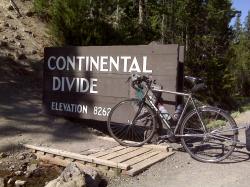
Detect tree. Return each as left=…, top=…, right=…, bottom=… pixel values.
left=234, top=13, right=242, bottom=43
left=245, top=10, right=250, bottom=39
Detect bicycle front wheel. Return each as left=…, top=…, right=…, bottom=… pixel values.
left=180, top=107, right=238, bottom=162
left=107, top=99, right=156, bottom=147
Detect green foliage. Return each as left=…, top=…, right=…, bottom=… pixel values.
left=229, top=11, right=250, bottom=98
left=33, top=0, right=52, bottom=21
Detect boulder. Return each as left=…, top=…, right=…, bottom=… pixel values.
left=45, top=163, right=86, bottom=187
left=82, top=167, right=101, bottom=187
left=25, top=163, right=38, bottom=177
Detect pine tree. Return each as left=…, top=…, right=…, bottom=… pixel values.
left=245, top=10, right=250, bottom=39
left=234, top=13, right=242, bottom=43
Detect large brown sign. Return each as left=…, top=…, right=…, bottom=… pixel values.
left=43, top=44, right=184, bottom=121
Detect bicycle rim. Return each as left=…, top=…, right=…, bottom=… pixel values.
left=107, top=99, right=156, bottom=147
left=180, top=107, right=238, bottom=162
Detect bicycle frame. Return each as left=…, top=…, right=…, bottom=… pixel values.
left=143, top=87, right=206, bottom=137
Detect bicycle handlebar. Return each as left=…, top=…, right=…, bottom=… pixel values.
left=131, top=75, right=152, bottom=90
left=131, top=74, right=207, bottom=94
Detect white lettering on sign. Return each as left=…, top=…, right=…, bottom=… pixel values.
left=47, top=56, right=152, bottom=73
left=51, top=101, right=88, bottom=114
left=47, top=55, right=152, bottom=95
left=52, top=77, right=98, bottom=94
left=50, top=101, right=111, bottom=117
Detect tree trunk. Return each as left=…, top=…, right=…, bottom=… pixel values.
left=139, top=0, right=145, bottom=25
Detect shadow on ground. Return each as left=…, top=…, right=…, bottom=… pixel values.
left=0, top=54, right=110, bottom=153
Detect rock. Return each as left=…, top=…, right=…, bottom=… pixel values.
left=7, top=5, right=14, bottom=11
left=2, top=36, right=7, bottom=40
left=31, top=50, right=37, bottom=55
left=14, top=34, right=22, bottom=40
left=16, top=42, right=25, bottom=48
left=27, top=163, right=38, bottom=172
left=25, top=163, right=38, bottom=177
left=0, top=41, right=8, bottom=47
left=0, top=152, right=8, bottom=158
left=15, top=180, right=26, bottom=187
left=9, top=39, right=15, bottom=44
left=22, top=29, right=32, bottom=34
left=6, top=14, right=13, bottom=19
left=9, top=165, right=15, bottom=171
left=82, top=167, right=101, bottom=187
left=7, top=178, right=14, bottom=185
left=30, top=153, right=37, bottom=159
left=16, top=14, right=22, bottom=19
left=14, top=171, right=23, bottom=176
left=6, top=53, right=14, bottom=58
left=3, top=22, right=10, bottom=27
left=25, top=10, right=34, bottom=17
left=45, top=163, right=86, bottom=187
left=11, top=26, right=17, bottom=30
left=0, top=178, right=5, bottom=187
left=17, top=153, right=26, bottom=160
left=15, top=52, right=27, bottom=60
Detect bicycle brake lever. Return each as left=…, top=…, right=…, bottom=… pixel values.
left=126, top=76, right=131, bottom=83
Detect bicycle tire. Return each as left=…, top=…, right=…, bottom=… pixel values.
left=180, top=106, right=238, bottom=162
left=107, top=99, right=156, bottom=147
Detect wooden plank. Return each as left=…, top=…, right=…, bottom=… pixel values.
left=80, top=148, right=105, bottom=155
left=22, top=144, right=130, bottom=170
left=99, top=147, right=139, bottom=160
left=89, top=146, right=125, bottom=157
left=96, top=136, right=172, bottom=152
left=122, top=150, right=161, bottom=166
left=127, top=151, right=175, bottom=176
left=110, top=148, right=151, bottom=163
left=142, top=144, right=171, bottom=151
left=37, top=153, right=100, bottom=174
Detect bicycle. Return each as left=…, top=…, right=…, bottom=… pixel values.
left=107, top=75, right=239, bottom=162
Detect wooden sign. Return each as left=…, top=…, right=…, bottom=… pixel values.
left=43, top=44, right=184, bottom=121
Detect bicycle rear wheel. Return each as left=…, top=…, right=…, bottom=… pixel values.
left=180, top=107, right=238, bottom=162
left=107, top=99, right=156, bottom=147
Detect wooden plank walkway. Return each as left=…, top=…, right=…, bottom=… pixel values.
left=22, top=143, right=174, bottom=176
